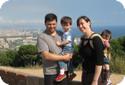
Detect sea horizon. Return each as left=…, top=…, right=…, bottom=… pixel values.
left=69, top=26, right=125, bottom=39
left=0, top=25, right=125, bottom=39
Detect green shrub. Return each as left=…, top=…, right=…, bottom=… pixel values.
left=14, top=44, right=38, bottom=67
left=110, top=36, right=125, bottom=74
left=110, top=55, right=125, bottom=74
left=0, top=50, right=17, bottom=66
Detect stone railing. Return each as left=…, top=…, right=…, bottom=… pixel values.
left=0, top=68, right=81, bottom=85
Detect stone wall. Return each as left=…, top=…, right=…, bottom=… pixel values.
left=0, top=69, right=81, bottom=85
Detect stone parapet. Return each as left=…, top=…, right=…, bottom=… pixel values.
left=0, top=69, right=81, bottom=85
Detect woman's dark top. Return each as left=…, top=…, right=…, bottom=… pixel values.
left=79, top=34, right=104, bottom=73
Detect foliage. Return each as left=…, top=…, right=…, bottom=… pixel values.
left=110, top=36, right=125, bottom=74
left=110, top=55, right=125, bottom=74
left=14, top=45, right=38, bottom=67
left=0, top=45, right=42, bottom=67
left=0, top=50, right=17, bottom=66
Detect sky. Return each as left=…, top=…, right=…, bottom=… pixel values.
left=0, top=0, right=125, bottom=28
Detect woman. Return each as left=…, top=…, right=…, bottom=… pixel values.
left=76, top=16, right=104, bottom=85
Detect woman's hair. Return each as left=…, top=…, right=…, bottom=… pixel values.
left=101, top=29, right=112, bottom=40
left=77, top=16, right=91, bottom=26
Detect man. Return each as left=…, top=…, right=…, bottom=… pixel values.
left=37, top=13, right=72, bottom=85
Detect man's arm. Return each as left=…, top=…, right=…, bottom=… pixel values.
left=37, top=34, right=72, bottom=61
left=56, top=40, right=70, bottom=47
left=41, top=51, right=72, bottom=61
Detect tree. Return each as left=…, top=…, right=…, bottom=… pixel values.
left=14, top=45, right=37, bottom=67
left=0, top=50, right=17, bottom=66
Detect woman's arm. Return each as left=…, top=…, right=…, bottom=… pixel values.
left=92, top=36, right=104, bottom=85
left=91, top=65, right=102, bottom=85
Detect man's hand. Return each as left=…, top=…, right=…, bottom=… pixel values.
left=63, top=53, right=72, bottom=61
left=56, top=41, right=62, bottom=46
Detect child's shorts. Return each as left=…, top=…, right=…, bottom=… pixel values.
left=104, top=57, right=109, bottom=64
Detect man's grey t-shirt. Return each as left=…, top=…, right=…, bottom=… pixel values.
left=37, top=30, right=63, bottom=75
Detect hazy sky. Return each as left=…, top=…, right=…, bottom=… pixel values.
left=0, top=0, right=125, bottom=27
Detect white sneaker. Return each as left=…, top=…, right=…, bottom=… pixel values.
left=107, top=80, right=112, bottom=85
